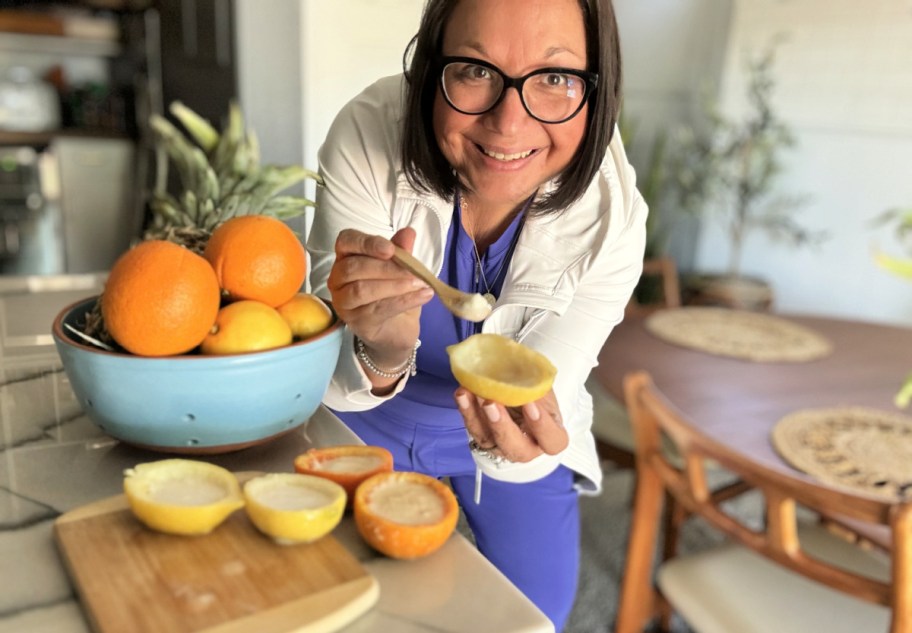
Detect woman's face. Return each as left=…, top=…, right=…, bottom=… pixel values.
left=433, top=0, right=589, bottom=209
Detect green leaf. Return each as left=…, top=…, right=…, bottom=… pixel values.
left=896, top=374, right=912, bottom=408
left=169, top=101, right=219, bottom=152
left=874, top=251, right=912, bottom=279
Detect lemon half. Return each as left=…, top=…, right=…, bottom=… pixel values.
left=123, top=459, right=244, bottom=536
left=446, top=333, right=557, bottom=406
left=243, top=473, right=346, bottom=545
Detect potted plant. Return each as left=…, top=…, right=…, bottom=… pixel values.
left=668, top=45, right=824, bottom=310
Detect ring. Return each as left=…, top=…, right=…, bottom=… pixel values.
left=469, top=438, right=498, bottom=451
left=469, top=439, right=509, bottom=465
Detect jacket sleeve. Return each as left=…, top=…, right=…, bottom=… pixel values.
left=307, top=76, right=413, bottom=411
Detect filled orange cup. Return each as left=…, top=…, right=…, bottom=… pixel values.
left=353, top=471, right=459, bottom=560
left=293, top=445, right=394, bottom=506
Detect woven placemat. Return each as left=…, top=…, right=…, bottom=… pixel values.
left=772, top=407, right=912, bottom=499
left=644, top=307, right=832, bottom=362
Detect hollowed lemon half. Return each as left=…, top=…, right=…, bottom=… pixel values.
left=123, top=459, right=244, bottom=536
left=243, top=473, right=346, bottom=545
left=354, top=471, right=459, bottom=560
left=446, top=333, right=557, bottom=407
left=293, top=445, right=394, bottom=507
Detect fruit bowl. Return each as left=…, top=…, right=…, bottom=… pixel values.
left=52, top=296, right=344, bottom=454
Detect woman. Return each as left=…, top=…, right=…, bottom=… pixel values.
left=307, top=0, right=646, bottom=628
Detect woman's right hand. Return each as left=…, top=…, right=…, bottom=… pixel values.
left=327, top=227, right=434, bottom=379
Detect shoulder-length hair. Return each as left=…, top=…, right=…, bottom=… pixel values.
left=400, top=0, right=622, bottom=215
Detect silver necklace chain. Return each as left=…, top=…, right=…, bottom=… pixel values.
left=459, top=190, right=531, bottom=309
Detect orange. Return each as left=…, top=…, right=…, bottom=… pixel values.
left=203, top=215, right=306, bottom=307
left=446, top=333, right=557, bottom=407
left=354, top=471, right=459, bottom=560
left=277, top=293, right=335, bottom=339
left=200, top=300, right=293, bottom=355
left=294, top=445, right=394, bottom=507
left=101, top=240, right=220, bottom=357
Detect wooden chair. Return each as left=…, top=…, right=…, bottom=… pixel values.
left=591, top=256, right=681, bottom=469
left=615, top=371, right=910, bottom=633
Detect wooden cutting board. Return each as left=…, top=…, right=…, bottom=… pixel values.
left=55, top=485, right=378, bottom=633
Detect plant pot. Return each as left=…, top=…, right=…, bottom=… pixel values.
left=684, top=274, right=773, bottom=312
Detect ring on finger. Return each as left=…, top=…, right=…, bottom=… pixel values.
left=469, top=438, right=498, bottom=451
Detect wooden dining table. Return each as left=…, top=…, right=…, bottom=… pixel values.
left=594, top=310, right=912, bottom=556
left=594, top=311, right=912, bottom=479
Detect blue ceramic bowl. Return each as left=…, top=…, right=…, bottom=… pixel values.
left=52, top=296, right=344, bottom=454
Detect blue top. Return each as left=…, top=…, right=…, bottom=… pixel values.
left=336, top=201, right=526, bottom=430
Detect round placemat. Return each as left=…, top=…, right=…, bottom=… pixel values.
left=772, top=407, right=912, bottom=499
left=644, top=307, right=832, bottom=362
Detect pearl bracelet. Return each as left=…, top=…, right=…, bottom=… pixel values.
left=355, top=337, right=420, bottom=379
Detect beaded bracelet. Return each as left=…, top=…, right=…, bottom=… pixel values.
left=355, top=337, right=420, bottom=379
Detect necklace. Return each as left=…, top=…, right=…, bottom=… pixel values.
left=458, top=189, right=532, bottom=309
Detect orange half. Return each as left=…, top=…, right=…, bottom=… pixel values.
left=353, top=471, right=459, bottom=560
left=294, top=445, right=393, bottom=506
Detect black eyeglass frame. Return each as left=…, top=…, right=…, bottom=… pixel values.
left=438, top=56, right=599, bottom=125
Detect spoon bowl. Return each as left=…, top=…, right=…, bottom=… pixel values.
left=391, top=246, right=492, bottom=322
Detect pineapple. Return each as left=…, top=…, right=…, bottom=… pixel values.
left=144, top=101, right=321, bottom=253
left=82, top=101, right=322, bottom=344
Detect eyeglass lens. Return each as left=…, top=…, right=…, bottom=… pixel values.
left=441, top=61, right=588, bottom=123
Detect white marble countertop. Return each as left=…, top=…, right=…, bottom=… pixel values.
left=0, top=280, right=553, bottom=633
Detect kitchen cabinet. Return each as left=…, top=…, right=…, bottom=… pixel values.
left=0, top=3, right=153, bottom=276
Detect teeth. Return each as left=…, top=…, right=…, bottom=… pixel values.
left=483, top=148, right=533, bottom=161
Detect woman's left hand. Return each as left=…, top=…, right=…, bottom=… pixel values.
left=455, top=388, right=569, bottom=463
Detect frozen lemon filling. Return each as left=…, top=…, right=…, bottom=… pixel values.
left=254, top=484, right=335, bottom=511
left=146, top=478, right=231, bottom=506
left=368, top=480, right=445, bottom=526
left=315, top=454, right=386, bottom=474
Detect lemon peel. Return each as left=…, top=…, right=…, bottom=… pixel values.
left=123, top=459, right=244, bottom=536
left=243, top=473, right=346, bottom=545
left=446, top=333, right=557, bottom=406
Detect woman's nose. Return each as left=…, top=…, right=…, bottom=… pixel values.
left=485, top=87, right=530, bottom=133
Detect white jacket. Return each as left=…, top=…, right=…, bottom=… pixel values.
left=308, top=75, right=647, bottom=493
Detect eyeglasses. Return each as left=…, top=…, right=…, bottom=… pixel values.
left=438, top=56, right=598, bottom=124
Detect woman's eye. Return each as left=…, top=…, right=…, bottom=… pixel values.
left=455, top=64, right=491, bottom=81
left=544, top=73, right=570, bottom=87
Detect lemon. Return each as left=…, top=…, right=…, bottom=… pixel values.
left=276, top=293, right=335, bottom=339
left=243, top=473, right=346, bottom=545
left=446, top=333, right=557, bottom=406
left=200, top=300, right=293, bottom=355
left=123, top=459, right=244, bottom=536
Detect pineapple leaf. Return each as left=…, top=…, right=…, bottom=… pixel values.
left=169, top=101, right=219, bottom=152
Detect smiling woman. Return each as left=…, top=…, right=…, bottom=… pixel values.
left=306, top=0, right=646, bottom=629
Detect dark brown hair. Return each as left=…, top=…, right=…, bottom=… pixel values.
left=400, top=0, right=623, bottom=215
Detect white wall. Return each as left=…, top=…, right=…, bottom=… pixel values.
left=694, top=0, right=912, bottom=325
left=613, top=0, right=733, bottom=270
left=235, top=0, right=423, bottom=231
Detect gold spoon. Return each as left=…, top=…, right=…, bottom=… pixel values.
left=391, top=246, right=492, bottom=322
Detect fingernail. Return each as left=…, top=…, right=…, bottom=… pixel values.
left=455, top=392, right=470, bottom=410
left=526, top=402, right=541, bottom=421
left=483, top=403, right=500, bottom=422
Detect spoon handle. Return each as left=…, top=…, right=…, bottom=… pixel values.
left=391, top=246, right=448, bottom=295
